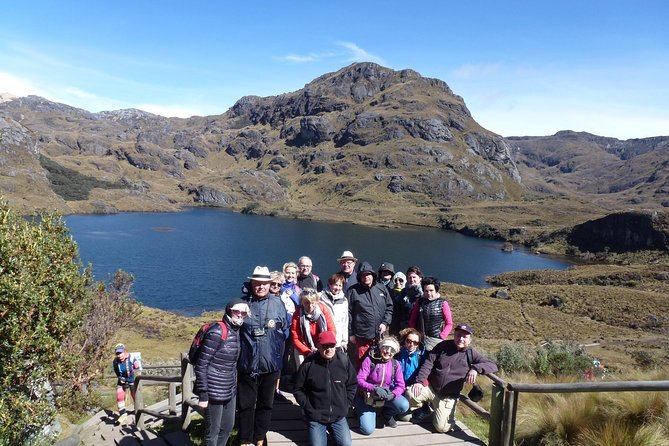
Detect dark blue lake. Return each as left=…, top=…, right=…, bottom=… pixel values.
left=64, top=208, right=571, bottom=316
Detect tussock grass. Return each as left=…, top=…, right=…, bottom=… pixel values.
left=513, top=372, right=669, bottom=446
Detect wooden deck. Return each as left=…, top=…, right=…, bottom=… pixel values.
left=267, top=393, right=486, bottom=446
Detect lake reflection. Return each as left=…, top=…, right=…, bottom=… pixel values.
left=64, top=208, right=571, bottom=315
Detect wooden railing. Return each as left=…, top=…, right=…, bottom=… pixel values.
left=469, top=373, right=669, bottom=446
left=132, top=357, right=669, bottom=445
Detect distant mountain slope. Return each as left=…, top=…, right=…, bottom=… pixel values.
left=0, top=63, right=666, bottom=248
left=509, top=131, right=669, bottom=208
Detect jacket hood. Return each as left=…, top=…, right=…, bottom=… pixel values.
left=356, top=261, right=377, bottom=283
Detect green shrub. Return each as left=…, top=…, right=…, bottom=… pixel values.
left=39, top=155, right=122, bottom=200
left=495, top=340, right=593, bottom=377
left=0, top=203, right=140, bottom=445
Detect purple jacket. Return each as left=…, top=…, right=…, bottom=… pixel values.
left=357, top=355, right=406, bottom=400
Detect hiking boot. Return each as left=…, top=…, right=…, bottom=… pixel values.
left=411, top=407, right=431, bottom=424
left=384, top=416, right=397, bottom=428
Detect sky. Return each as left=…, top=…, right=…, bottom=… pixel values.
left=1, top=1, right=668, bottom=140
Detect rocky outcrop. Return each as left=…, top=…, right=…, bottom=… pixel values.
left=568, top=211, right=669, bottom=253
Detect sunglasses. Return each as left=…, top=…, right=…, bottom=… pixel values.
left=394, top=278, right=405, bottom=283
left=269, top=282, right=282, bottom=287
left=380, top=345, right=397, bottom=354
left=405, top=339, right=419, bottom=346
left=321, top=344, right=337, bottom=349
left=231, top=309, right=248, bottom=317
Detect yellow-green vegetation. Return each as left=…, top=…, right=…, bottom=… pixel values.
left=513, top=370, right=669, bottom=446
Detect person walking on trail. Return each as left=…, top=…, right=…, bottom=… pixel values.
left=347, top=261, right=393, bottom=367
left=112, top=343, right=140, bottom=425
left=407, top=324, right=498, bottom=433
left=293, top=331, right=357, bottom=446
left=195, top=298, right=249, bottom=446
left=237, top=266, right=289, bottom=446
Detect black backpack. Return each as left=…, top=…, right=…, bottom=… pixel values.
left=187, top=321, right=228, bottom=364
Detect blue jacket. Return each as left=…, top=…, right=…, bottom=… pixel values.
left=238, top=294, right=288, bottom=376
left=395, top=344, right=426, bottom=386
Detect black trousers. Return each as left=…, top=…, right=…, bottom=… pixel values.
left=204, top=398, right=235, bottom=446
left=237, top=371, right=280, bottom=443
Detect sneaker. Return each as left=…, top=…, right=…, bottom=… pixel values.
left=384, top=416, right=397, bottom=428
left=411, top=409, right=431, bottom=424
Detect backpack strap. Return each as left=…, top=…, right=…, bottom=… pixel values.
left=215, top=321, right=228, bottom=341
left=465, top=347, right=474, bottom=369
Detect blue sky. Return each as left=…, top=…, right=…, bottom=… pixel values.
left=1, top=1, right=667, bottom=139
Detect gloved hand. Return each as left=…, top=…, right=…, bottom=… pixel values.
left=374, top=386, right=394, bottom=401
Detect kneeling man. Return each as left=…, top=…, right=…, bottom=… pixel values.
left=407, top=323, right=497, bottom=433
left=293, top=331, right=357, bottom=446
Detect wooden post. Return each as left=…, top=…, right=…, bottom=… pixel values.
left=181, top=353, right=194, bottom=430
left=501, top=390, right=517, bottom=446
left=134, top=378, right=145, bottom=429
left=488, top=382, right=505, bottom=446
left=168, top=382, right=177, bottom=415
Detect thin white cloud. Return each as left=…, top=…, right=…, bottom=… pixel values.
left=451, top=63, right=502, bottom=80
left=337, top=41, right=386, bottom=65
left=275, top=42, right=385, bottom=66
left=276, top=53, right=321, bottom=63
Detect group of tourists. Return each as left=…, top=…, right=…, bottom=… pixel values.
left=114, top=250, right=498, bottom=446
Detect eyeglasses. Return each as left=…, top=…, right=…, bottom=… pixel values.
left=394, top=278, right=405, bottom=282
left=231, top=309, right=248, bottom=317
left=405, top=339, right=419, bottom=346
left=270, top=282, right=282, bottom=287
left=298, top=264, right=312, bottom=269
left=380, top=345, right=397, bottom=354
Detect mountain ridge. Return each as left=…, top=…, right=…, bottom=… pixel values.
left=0, top=63, right=667, bottom=253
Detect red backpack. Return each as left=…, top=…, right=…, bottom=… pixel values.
left=187, top=321, right=228, bottom=364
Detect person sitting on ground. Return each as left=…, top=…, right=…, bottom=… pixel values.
left=195, top=298, right=249, bottom=446
left=291, top=288, right=336, bottom=367
left=112, top=343, right=141, bottom=425
left=354, top=336, right=409, bottom=435
left=407, top=324, right=498, bottom=433
left=320, top=273, right=349, bottom=351
left=297, top=255, right=323, bottom=292
left=394, top=328, right=430, bottom=422
left=409, top=276, right=453, bottom=351
left=293, top=331, right=357, bottom=446
left=347, top=261, right=393, bottom=367
left=395, top=328, right=426, bottom=386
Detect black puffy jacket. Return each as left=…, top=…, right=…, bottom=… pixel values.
left=293, top=350, right=357, bottom=424
left=194, top=317, right=240, bottom=403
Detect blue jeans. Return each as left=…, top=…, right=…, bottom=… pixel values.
left=307, top=417, right=352, bottom=446
left=354, top=393, right=409, bottom=436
